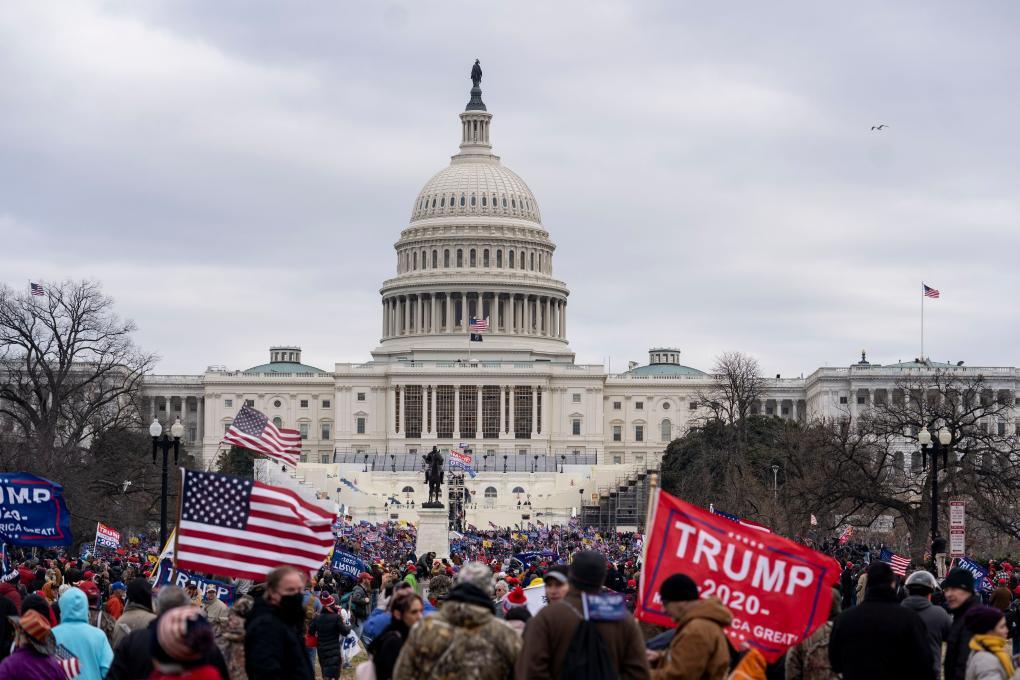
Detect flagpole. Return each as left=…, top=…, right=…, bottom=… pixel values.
left=921, top=282, right=925, bottom=362
left=637, top=472, right=659, bottom=614
left=172, top=468, right=185, bottom=573
left=93, top=522, right=100, bottom=558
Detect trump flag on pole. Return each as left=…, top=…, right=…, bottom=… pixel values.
left=637, top=488, right=840, bottom=663
left=94, top=523, right=121, bottom=549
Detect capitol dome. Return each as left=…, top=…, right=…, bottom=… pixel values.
left=375, top=63, right=573, bottom=362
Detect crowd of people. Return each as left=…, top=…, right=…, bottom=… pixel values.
left=2, top=526, right=1020, bottom=679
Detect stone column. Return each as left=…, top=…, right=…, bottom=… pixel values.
left=400, top=297, right=407, bottom=335
left=537, top=297, right=544, bottom=336
left=560, top=300, right=566, bottom=338
left=445, top=294, right=453, bottom=333
left=421, top=385, right=428, bottom=434
left=382, top=299, right=388, bottom=337
left=493, top=293, right=500, bottom=332
left=461, top=293, right=469, bottom=332
left=453, top=386, right=461, bottom=439
left=476, top=388, right=483, bottom=438
left=197, top=396, right=204, bottom=442
left=509, top=386, right=515, bottom=438
left=545, top=297, right=552, bottom=336
left=431, top=386, right=438, bottom=432
left=499, top=386, right=506, bottom=434
left=532, top=386, right=538, bottom=438
left=431, top=295, right=439, bottom=334
left=398, top=386, right=405, bottom=434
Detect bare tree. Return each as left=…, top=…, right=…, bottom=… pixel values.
left=0, top=280, right=158, bottom=543
left=695, top=352, right=767, bottom=428
left=789, top=370, right=1020, bottom=559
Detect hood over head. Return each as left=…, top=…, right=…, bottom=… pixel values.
left=58, top=587, right=89, bottom=624
left=676, top=598, right=733, bottom=630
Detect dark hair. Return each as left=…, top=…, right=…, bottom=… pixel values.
left=390, top=591, right=422, bottom=618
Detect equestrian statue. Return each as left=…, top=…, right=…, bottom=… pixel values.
left=422, top=445, right=445, bottom=507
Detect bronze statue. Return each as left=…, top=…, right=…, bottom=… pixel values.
left=422, top=445, right=444, bottom=506
left=471, top=59, right=482, bottom=88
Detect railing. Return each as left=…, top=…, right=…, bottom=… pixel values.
left=336, top=361, right=604, bottom=373
left=329, top=451, right=598, bottom=472
left=142, top=375, right=204, bottom=384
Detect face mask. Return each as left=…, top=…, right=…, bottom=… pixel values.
left=278, top=593, right=305, bottom=624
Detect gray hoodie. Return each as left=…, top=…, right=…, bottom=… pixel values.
left=903, top=594, right=952, bottom=678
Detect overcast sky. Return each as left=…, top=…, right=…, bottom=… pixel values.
left=2, top=1, right=1018, bottom=376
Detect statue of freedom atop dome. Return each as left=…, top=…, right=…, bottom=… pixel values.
left=471, top=59, right=482, bottom=88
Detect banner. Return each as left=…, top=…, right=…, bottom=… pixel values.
left=515, top=550, right=559, bottom=564
left=0, top=472, right=72, bottom=546
left=153, top=559, right=236, bottom=605
left=637, top=489, right=840, bottom=663
left=95, top=522, right=121, bottom=549
left=448, top=449, right=477, bottom=478
left=956, top=557, right=990, bottom=592
left=331, top=549, right=367, bottom=578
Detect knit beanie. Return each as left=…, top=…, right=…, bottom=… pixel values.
left=154, top=606, right=214, bottom=663
left=865, top=561, right=895, bottom=591
left=568, top=551, right=607, bottom=592
left=942, top=567, right=976, bottom=593
left=126, top=578, right=153, bottom=610
left=964, top=605, right=1005, bottom=635
left=659, top=574, right=699, bottom=603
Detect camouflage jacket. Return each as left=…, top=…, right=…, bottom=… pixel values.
left=393, top=600, right=521, bottom=680
left=785, top=621, right=839, bottom=680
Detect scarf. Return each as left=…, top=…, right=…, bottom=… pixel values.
left=970, top=634, right=1015, bottom=677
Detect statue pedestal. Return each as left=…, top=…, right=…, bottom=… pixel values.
left=415, top=507, right=450, bottom=560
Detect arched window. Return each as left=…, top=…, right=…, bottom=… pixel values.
left=444, top=250, right=450, bottom=267
left=484, top=487, right=498, bottom=499
left=481, top=195, right=487, bottom=207
left=512, top=486, right=525, bottom=495
left=432, top=250, right=438, bottom=268
left=661, top=419, right=672, bottom=442
left=530, top=252, right=535, bottom=270
left=460, top=195, right=465, bottom=207
left=421, top=250, right=427, bottom=268
left=483, top=249, right=489, bottom=267
left=273, top=417, right=283, bottom=428
left=440, top=196, right=445, bottom=207
left=520, top=253, right=525, bottom=269
left=496, top=250, right=502, bottom=267
left=502, top=196, right=507, bottom=208
left=511, top=198, right=516, bottom=209
left=457, top=249, right=463, bottom=267
left=469, top=249, right=476, bottom=267
left=412, top=252, right=417, bottom=270
left=508, top=251, right=515, bottom=268
left=431, top=197, right=436, bottom=208
left=401, top=486, right=414, bottom=494
left=470, top=194, right=476, bottom=207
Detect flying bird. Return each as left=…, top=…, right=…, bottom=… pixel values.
left=871, top=124, right=889, bottom=131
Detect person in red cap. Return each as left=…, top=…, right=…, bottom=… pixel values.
left=350, top=573, right=373, bottom=635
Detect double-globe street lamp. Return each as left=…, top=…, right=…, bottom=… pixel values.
left=918, top=425, right=952, bottom=559
left=150, top=417, right=184, bottom=549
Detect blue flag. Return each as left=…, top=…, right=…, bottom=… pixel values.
left=957, top=557, right=990, bottom=592
left=0, top=472, right=73, bottom=546
left=331, top=549, right=367, bottom=578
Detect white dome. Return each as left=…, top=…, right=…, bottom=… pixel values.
left=410, top=162, right=541, bottom=225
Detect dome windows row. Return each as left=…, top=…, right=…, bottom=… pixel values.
left=413, top=190, right=536, bottom=221
left=399, top=245, right=552, bottom=275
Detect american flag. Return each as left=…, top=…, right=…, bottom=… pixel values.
left=175, top=469, right=335, bottom=581
left=923, top=283, right=940, bottom=299
left=30, top=282, right=44, bottom=296
left=712, top=508, right=772, bottom=533
left=838, top=525, right=854, bottom=545
left=469, top=316, right=489, bottom=332
left=222, top=405, right=301, bottom=467
left=880, top=548, right=911, bottom=576
left=489, top=521, right=499, bottom=529
left=55, top=644, right=80, bottom=678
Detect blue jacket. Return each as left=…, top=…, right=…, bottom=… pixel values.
left=52, top=588, right=113, bottom=680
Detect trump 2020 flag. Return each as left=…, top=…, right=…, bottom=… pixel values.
left=94, top=522, right=121, bottom=549
left=448, top=449, right=477, bottom=478
left=638, top=488, right=840, bottom=662
left=0, top=473, right=73, bottom=547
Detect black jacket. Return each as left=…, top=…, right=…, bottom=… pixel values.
left=310, top=610, right=346, bottom=675
left=244, top=595, right=314, bottom=680
left=106, top=618, right=229, bottom=680
left=944, top=594, right=979, bottom=680
left=0, top=595, right=17, bottom=664
left=829, top=587, right=935, bottom=680
left=368, top=619, right=409, bottom=680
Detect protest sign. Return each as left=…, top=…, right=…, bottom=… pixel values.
left=0, top=472, right=72, bottom=546
left=637, top=488, right=840, bottom=662
left=331, top=549, right=367, bottom=578
left=515, top=550, right=558, bottom=564
left=153, top=559, right=236, bottom=605
left=956, top=556, right=990, bottom=592
left=94, top=522, right=121, bottom=550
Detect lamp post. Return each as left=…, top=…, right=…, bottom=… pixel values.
left=919, top=425, right=952, bottom=554
left=771, top=465, right=780, bottom=501
left=150, top=417, right=184, bottom=548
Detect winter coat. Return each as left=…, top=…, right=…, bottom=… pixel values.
left=0, top=646, right=65, bottom=680
left=52, top=588, right=113, bottom=680
left=649, top=597, right=731, bottom=680
left=369, top=618, right=409, bottom=680
left=0, top=584, right=22, bottom=613
left=105, top=617, right=230, bottom=680
left=946, top=595, right=981, bottom=680
left=840, top=570, right=856, bottom=609
left=202, top=597, right=230, bottom=644
left=221, top=596, right=253, bottom=680
left=111, top=602, right=155, bottom=646
left=829, top=587, right=935, bottom=680
left=309, top=610, right=345, bottom=677
left=785, top=621, right=838, bottom=680
left=395, top=583, right=521, bottom=680
left=0, top=595, right=17, bottom=664
left=515, top=588, right=649, bottom=680
left=351, top=584, right=371, bottom=620
left=902, top=595, right=953, bottom=679
left=965, top=649, right=1020, bottom=680
left=244, top=594, right=313, bottom=680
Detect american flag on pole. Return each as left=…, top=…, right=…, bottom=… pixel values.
left=222, top=405, right=301, bottom=467
left=711, top=508, right=772, bottom=533
left=469, top=316, right=489, bottom=332
left=880, top=548, right=911, bottom=576
left=175, top=469, right=336, bottom=581
left=838, top=525, right=854, bottom=545
left=923, top=283, right=940, bottom=299
left=30, top=282, right=44, bottom=296
left=448, top=448, right=477, bottom=478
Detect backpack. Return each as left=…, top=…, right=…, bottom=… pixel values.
left=560, top=605, right=618, bottom=680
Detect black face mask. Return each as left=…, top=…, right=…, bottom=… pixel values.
left=278, top=593, right=305, bottom=624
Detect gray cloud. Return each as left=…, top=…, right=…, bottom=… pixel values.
left=1, top=0, right=1018, bottom=375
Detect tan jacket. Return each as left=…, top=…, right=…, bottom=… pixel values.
left=515, top=589, right=650, bottom=680
left=651, top=598, right=733, bottom=680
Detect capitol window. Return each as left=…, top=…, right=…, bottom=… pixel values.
left=572, top=419, right=581, bottom=435
left=484, top=487, right=497, bottom=499
left=635, top=425, right=644, bottom=442
left=299, top=423, right=309, bottom=439
left=635, top=401, right=644, bottom=410
left=356, top=417, right=366, bottom=434
left=322, top=399, right=331, bottom=408
left=508, top=251, right=515, bottom=268
left=357, top=392, right=365, bottom=401
left=460, top=195, right=465, bottom=207
left=273, top=400, right=282, bottom=408
left=440, top=196, right=445, bottom=207
left=612, top=425, right=622, bottom=441
left=245, top=399, right=255, bottom=407
left=496, top=250, right=502, bottom=267
left=511, top=198, right=516, bottom=209
left=572, top=393, right=581, bottom=403
left=502, top=196, right=507, bottom=208
left=300, top=399, right=308, bottom=408
left=457, top=249, right=463, bottom=267
left=432, top=250, right=438, bottom=268
left=444, top=250, right=450, bottom=267
left=483, top=249, right=489, bottom=267
left=471, top=194, right=476, bottom=206
left=613, top=401, right=621, bottom=410
left=431, top=197, right=436, bottom=208
left=470, top=249, right=476, bottom=267
left=481, top=195, right=487, bottom=207
left=321, top=423, right=332, bottom=440
left=224, top=399, right=232, bottom=408
left=273, top=417, right=283, bottom=428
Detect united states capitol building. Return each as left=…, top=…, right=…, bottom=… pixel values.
left=142, top=70, right=1020, bottom=528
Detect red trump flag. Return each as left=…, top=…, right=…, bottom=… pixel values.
left=637, top=488, right=840, bottom=662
